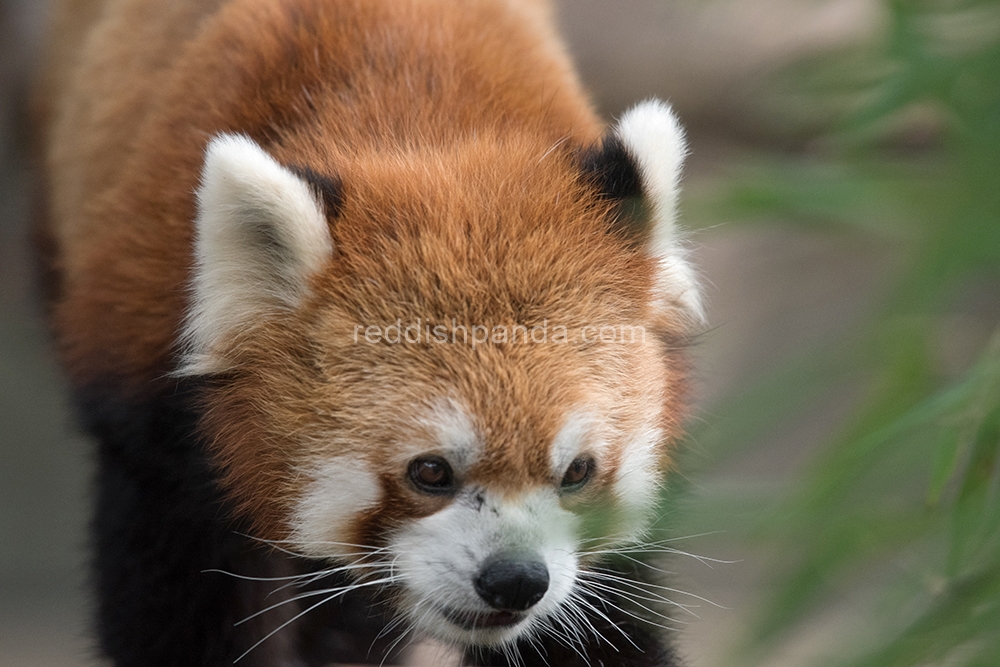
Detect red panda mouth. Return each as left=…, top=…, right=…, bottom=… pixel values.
left=442, top=607, right=526, bottom=630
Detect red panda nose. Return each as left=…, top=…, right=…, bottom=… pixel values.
left=474, top=555, right=550, bottom=611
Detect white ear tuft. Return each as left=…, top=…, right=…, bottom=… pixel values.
left=614, top=99, right=687, bottom=250
left=613, top=100, right=704, bottom=326
left=179, top=134, right=333, bottom=375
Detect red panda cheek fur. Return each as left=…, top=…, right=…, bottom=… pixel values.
left=39, top=0, right=700, bottom=664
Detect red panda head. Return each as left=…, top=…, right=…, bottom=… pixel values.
left=180, top=100, right=701, bottom=647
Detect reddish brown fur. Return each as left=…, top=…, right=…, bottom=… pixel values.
left=199, top=142, right=690, bottom=537
left=41, top=0, right=690, bottom=539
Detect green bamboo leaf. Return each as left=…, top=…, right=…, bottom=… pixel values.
left=699, top=2, right=1000, bottom=666
left=947, top=404, right=1000, bottom=575
left=837, top=565, right=1000, bottom=667
left=927, top=428, right=962, bottom=507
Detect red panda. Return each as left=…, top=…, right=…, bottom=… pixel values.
left=36, top=0, right=703, bottom=665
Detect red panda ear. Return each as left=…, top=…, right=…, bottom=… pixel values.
left=179, top=134, right=334, bottom=375
left=583, top=100, right=704, bottom=328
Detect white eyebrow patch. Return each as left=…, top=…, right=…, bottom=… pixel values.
left=401, top=399, right=481, bottom=471
left=549, top=411, right=603, bottom=477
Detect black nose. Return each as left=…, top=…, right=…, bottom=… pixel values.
left=474, top=556, right=549, bottom=611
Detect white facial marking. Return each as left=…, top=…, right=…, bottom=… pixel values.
left=290, top=458, right=381, bottom=558
left=613, top=99, right=704, bottom=326
left=611, top=424, right=665, bottom=543
left=549, top=411, right=605, bottom=480
left=397, top=399, right=481, bottom=471
left=180, top=133, right=333, bottom=375
left=390, top=488, right=578, bottom=647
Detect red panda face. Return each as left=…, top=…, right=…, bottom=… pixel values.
left=182, top=101, right=700, bottom=648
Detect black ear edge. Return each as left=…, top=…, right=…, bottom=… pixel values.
left=579, top=134, right=652, bottom=242
left=288, top=165, right=344, bottom=219
left=579, top=134, right=646, bottom=201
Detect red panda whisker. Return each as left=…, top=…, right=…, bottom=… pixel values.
left=582, top=568, right=728, bottom=608
left=594, top=541, right=737, bottom=565
left=202, top=558, right=390, bottom=587
left=249, top=541, right=312, bottom=559
left=304, top=560, right=397, bottom=577
left=575, top=579, right=696, bottom=623
left=235, top=575, right=403, bottom=663
left=520, top=620, right=548, bottom=655
left=536, top=606, right=591, bottom=658
left=512, top=643, right=525, bottom=667
left=587, top=581, right=726, bottom=622
left=370, top=608, right=409, bottom=646
left=563, top=591, right=612, bottom=645
left=264, top=562, right=398, bottom=598
left=293, top=559, right=397, bottom=581
left=236, top=575, right=399, bottom=629
left=234, top=589, right=350, bottom=664
left=495, top=642, right=513, bottom=667
left=534, top=621, right=581, bottom=658
left=367, top=595, right=425, bottom=662
left=564, top=589, right=622, bottom=651
left=575, top=535, right=623, bottom=545
left=253, top=581, right=397, bottom=627
left=503, top=638, right=523, bottom=667
left=383, top=609, right=444, bottom=667
left=569, top=592, right=643, bottom=652
left=273, top=571, right=347, bottom=595
left=554, top=617, right=595, bottom=659
left=400, top=587, right=444, bottom=633
left=544, top=571, right=595, bottom=649
left=630, top=530, right=728, bottom=546
left=587, top=581, right=701, bottom=613
left=580, top=550, right=676, bottom=576
left=545, top=600, right=588, bottom=645
left=657, top=547, right=740, bottom=566
left=575, top=577, right=699, bottom=615
left=575, top=582, right=684, bottom=631
left=614, top=545, right=737, bottom=567
left=376, top=629, right=413, bottom=667
left=564, top=609, right=600, bottom=653
left=583, top=569, right=696, bottom=600
left=294, top=542, right=392, bottom=554
left=236, top=531, right=391, bottom=556
left=200, top=568, right=329, bottom=583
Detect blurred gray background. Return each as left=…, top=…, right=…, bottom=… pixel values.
left=0, top=1, right=885, bottom=665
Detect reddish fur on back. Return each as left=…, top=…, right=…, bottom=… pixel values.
left=44, top=0, right=600, bottom=396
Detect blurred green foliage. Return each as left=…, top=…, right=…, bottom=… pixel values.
left=685, top=1, right=1000, bottom=665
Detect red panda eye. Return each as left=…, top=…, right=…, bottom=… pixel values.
left=561, top=457, right=593, bottom=490
left=408, top=456, right=455, bottom=494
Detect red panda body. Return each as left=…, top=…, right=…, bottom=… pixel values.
left=38, top=0, right=703, bottom=665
